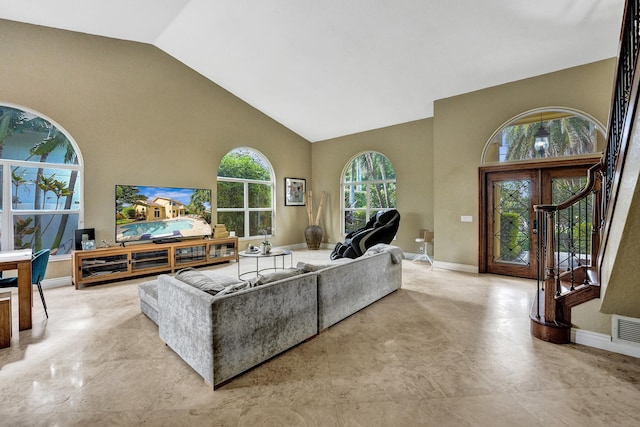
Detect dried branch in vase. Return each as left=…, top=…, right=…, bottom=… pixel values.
left=307, top=190, right=326, bottom=226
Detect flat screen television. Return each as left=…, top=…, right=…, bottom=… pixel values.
left=115, top=184, right=212, bottom=244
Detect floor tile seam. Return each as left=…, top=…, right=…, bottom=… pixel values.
left=498, top=383, right=625, bottom=399
left=404, top=389, right=529, bottom=404
left=237, top=401, right=341, bottom=416
left=561, top=382, right=640, bottom=394
left=58, top=384, right=162, bottom=415
left=41, top=355, right=177, bottom=365
left=494, top=386, right=630, bottom=426
left=141, top=382, right=209, bottom=416
left=135, top=408, right=241, bottom=426
left=333, top=390, right=526, bottom=412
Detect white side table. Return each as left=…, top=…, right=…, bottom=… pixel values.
left=237, top=249, right=293, bottom=278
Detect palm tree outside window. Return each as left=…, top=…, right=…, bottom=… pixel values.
left=482, top=108, right=606, bottom=164
left=341, top=151, right=396, bottom=234
left=0, top=104, right=83, bottom=256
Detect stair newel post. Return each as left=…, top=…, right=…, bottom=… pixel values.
left=543, top=205, right=558, bottom=323
left=534, top=209, right=541, bottom=318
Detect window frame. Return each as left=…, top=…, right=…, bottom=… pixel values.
left=340, top=151, right=397, bottom=235
left=216, top=148, right=275, bottom=239
left=0, top=103, right=84, bottom=259
left=481, top=107, right=606, bottom=164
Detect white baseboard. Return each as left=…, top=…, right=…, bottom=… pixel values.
left=572, top=328, right=640, bottom=358
left=42, top=276, right=72, bottom=289
left=281, top=243, right=334, bottom=251
left=433, top=260, right=479, bottom=274
left=402, top=253, right=478, bottom=274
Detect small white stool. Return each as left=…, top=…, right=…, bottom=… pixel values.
left=413, top=230, right=434, bottom=265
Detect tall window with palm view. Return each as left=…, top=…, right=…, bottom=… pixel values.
left=342, top=151, right=396, bottom=234
left=217, top=148, right=274, bottom=238
left=0, top=105, right=82, bottom=256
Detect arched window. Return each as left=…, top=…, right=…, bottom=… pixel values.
left=482, top=108, right=606, bottom=163
left=0, top=105, right=83, bottom=257
left=341, top=151, right=396, bottom=234
left=217, top=148, right=274, bottom=238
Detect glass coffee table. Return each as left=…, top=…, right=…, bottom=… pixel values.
left=237, top=249, right=293, bottom=278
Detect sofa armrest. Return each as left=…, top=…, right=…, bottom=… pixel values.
left=317, top=251, right=401, bottom=331
left=158, top=271, right=318, bottom=387
left=158, top=274, right=217, bottom=384
left=210, top=272, right=317, bottom=386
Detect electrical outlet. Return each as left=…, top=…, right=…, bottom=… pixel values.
left=419, top=247, right=424, bottom=253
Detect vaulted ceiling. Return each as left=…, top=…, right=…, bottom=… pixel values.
left=0, top=0, right=625, bottom=142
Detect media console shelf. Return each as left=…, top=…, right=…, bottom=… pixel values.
left=72, top=237, right=238, bottom=288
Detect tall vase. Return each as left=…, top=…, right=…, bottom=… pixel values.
left=305, top=225, right=323, bottom=250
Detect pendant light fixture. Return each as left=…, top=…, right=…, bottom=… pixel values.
left=534, top=113, right=550, bottom=157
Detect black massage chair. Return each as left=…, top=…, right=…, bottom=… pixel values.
left=330, top=209, right=401, bottom=260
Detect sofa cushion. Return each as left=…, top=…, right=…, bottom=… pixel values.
left=296, top=262, right=332, bottom=272
left=138, top=280, right=159, bottom=324
left=175, top=268, right=248, bottom=296
left=248, top=268, right=305, bottom=286
left=297, top=257, right=356, bottom=273
left=363, top=244, right=404, bottom=264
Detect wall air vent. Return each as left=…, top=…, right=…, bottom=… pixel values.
left=612, top=315, right=640, bottom=346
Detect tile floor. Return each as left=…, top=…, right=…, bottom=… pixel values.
left=1, top=249, right=639, bottom=426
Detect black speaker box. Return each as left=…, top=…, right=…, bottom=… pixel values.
left=74, top=228, right=95, bottom=250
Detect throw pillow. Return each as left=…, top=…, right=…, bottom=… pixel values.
left=296, top=262, right=333, bottom=272
left=364, top=244, right=405, bottom=264
left=175, top=268, right=245, bottom=296
left=248, top=268, right=304, bottom=287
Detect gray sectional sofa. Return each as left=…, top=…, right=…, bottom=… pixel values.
left=138, top=244, right=403, bottom=388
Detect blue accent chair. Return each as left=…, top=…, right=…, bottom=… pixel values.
left=0, top=249, right=50, bottom=318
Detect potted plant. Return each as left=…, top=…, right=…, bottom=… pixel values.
left=259, top=229, right=272, bottom=254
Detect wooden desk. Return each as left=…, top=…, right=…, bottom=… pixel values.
left=0, top=251, right=33, bottom=331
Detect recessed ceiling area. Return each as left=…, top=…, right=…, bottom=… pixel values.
left=0, top=0, right=625, bottom=142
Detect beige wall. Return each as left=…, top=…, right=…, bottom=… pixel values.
left=311, top=119, right=433, bottom=251
left=0, top=18, right=621, bottom=322
left=0, top=20, right=312, bottom=279
left=433, top=59, right=616, bottom=269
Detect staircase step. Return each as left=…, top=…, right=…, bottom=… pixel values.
left=530, top=266, right=600, bottom=344
left=556, top=266, right=600, bottom=295
left=556, top=282, right=601, bottom=308
left=530, top=289, right=571, bottom=344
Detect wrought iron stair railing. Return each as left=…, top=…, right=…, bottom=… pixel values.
left=531, top=163, right=602, bottom=343
left=530, top=0, right=639, bottom=343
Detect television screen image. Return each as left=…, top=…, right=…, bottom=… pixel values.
left=115, top=185, right=212, bottom=243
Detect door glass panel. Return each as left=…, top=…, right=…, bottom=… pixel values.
left=249, top=211, right=272, bottom=237
left=552, top=177, right=592, bottom=269
left=368, top=182, right=396, bottom=209
left=344, top=184, right=366, bottom=209
left=344, top=210, right=366, bottom=234
left=217, top=211, right=244, bottom=237
left=492, top=180, right=531, bottom=265
left=248, top=183, right=271, bottom=208
left=217, top=181, right=243, bottom=208
left=14, top=213, right=79, bottom=254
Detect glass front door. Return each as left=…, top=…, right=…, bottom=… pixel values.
left=481, top=161, right=595, bottom=279
left=486, top=171, right=538, bottom=278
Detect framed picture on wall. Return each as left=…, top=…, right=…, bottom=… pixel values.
left=285, top=177, right=306, bottom=206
